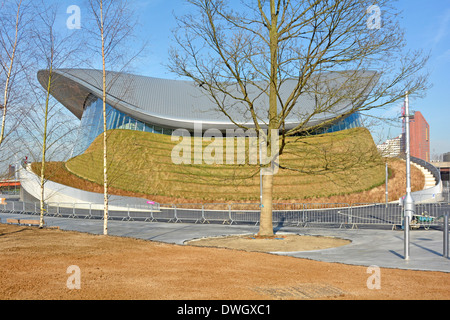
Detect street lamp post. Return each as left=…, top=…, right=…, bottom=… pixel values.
left=385, top=162, right=389, bottom=208
left=259, top=139, right=263, bottom=209
left=403, top=92, right=415, bottom=260
left=444, top=213, right=449, bottom=259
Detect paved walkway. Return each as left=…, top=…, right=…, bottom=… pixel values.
left=1, top=213, right=449, bottom=273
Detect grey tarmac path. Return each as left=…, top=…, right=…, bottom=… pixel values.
left=1, top=212, right=449, bottom=273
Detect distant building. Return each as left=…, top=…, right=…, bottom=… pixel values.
left=8, top=165, right=16, bottom=180
left=410, top=111, right=430, bottom=162
left=444, top=152, right=450, bottom=162
left=377, top=135, right=402, bottom=157
left=433, top=152, right=450, bottom=183
left=401, top=111, right=430, bottom=162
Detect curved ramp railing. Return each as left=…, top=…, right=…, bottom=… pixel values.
left=17, top=163, right=160, bottom=211
left=399, top=155, right=444, bottom=203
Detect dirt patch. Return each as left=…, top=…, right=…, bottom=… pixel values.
left=1, top=223, right=449, bottom=300
left=253, top=283, right=347, bottom=299
left=186, top=234, right=351, bottom=253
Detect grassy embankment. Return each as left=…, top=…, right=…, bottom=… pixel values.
left=32, top=127, right=424, bottom=205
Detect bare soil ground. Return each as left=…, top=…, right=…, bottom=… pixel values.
left=0, top=223, right=449, bottom=300
left=186, top=234, right=351, bottom=253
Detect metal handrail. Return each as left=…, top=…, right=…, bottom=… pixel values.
left=2, top=200, right=447, bottom=229
left=399, top=154, right=442, bottom=188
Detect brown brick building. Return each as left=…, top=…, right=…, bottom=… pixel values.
left=409, top=111, right=430, bottom=162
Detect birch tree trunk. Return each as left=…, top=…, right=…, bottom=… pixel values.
left=86, top=0, right=141, bottom=236
left=100, top=1, right=109, bottom=236
left=39, top=65, right=52, bottom=228
left=0, top=0, right=22, bottom=147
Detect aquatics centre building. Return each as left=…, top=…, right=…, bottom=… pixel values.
left=37, top=69, right=379, bottom=156
left=14, top=68, right=443, bottom=209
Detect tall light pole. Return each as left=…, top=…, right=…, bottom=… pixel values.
left=259, top=139, right=263, bottom=208
left=385, top=162, right=389, bottom=208
left=403, top=91, right=415, bottom=260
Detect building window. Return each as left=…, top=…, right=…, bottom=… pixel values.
left=72, top=95, right=177, bottom=156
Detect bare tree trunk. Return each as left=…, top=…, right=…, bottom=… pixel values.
left=260, top=174, right=274, bottom=236
left=86, top=0, right=141, bottom=236
left=0, top=0, right=22, bottom=147
left=39, top=66, right=52, bottom=228
left=100, top=1, right=109, bottom=236
left=258, top=0, right=279, bottom=236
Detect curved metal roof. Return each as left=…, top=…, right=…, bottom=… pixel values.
left=37, top=68, right=379, bottom=131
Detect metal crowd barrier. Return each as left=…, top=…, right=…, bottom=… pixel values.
left=1, top=200, right=447, bottom=229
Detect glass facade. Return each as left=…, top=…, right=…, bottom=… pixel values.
left=72, top=95, right=174, bottom=156
left=72, top=94, right=363, bottom=156
left=308, top=112, right=363, bottom=135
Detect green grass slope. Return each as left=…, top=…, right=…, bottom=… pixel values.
left=63, top=127, right=386, bottom=202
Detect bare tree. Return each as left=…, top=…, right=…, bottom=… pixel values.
left=169, top=0, right=429, bottom=236
left=86, top=0, right=142, bottom=235
left=0, top=0, right=29, bottom=148
left=19, top=1, right=83, bottom=228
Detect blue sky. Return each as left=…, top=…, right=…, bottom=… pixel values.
left=57, top=0, right=450, bottom=156
left=394, top=0, right=450, bottom=157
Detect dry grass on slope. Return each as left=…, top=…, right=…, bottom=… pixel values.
left=33, top=127, right=424, bottom=204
